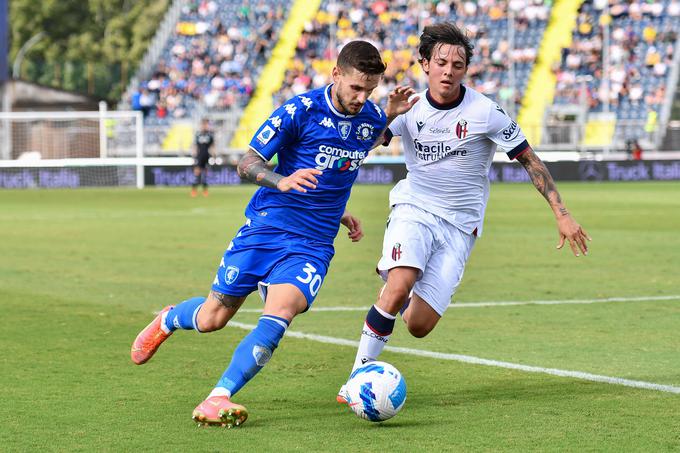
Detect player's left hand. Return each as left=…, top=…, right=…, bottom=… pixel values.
left=341, top=212, right=364, bottom=242
left=556, top=215, right=591, bottom=257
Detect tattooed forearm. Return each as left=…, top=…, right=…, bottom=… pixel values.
left=237, top=150, right=284, bottom=189
left=517, top=149, right=568, bottom=215
left=210, top=290, right=245, bottom=310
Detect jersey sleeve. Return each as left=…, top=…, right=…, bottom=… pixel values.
left=486, top=104, right=530, bottom=160
left=249, top=100, right=302, bottom=160
left=383, top=113, right=406, bottom=146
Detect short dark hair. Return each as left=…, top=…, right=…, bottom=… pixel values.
left=337, top=40, right=387, bottom=75
left=419, top=22, right=474, bottom=66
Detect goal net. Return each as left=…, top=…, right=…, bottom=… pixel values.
left=0, top=109, right=144, bottom=188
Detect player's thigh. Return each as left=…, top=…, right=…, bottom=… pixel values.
left=262, top=284, right=308, bottom=322
left=377, top=204, right=436, bottom=279
left=263, top=251, right=332, bottom=313
left=211, top=224, right=282, bottom=299
left=413, top=226, right=476, bottom=316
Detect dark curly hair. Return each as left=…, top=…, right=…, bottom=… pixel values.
left=337, top=40, right=387, bottom=75
left=419, top=22, right=474, bottom=66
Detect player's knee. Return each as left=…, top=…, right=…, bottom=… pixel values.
left=406, top=322, right=434, bottom=338
left=196, top=316, right=227, bottom=332
left=379, top=285, right=411, bottom=313
left=196, top=302, right=236, bottom=332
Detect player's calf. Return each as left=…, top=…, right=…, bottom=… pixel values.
left=403, top=296, right=441, bottom=338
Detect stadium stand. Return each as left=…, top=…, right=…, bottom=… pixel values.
left=552, top=0, right=680, bottom=144
left=234, top=0, right=551, bottom=153
left=120, top=0, right=679, bottom=155
left=125, top=0, right=288, bottom=152
left=276, top=0, right=549, bottom=115
left=137, top=0, right=287, bottom=120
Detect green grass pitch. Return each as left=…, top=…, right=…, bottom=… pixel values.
left=1, top=182, right=679, bottom=451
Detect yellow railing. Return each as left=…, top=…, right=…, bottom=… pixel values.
left=517, top=0, right=585, bottom=146
left=230, top=0, right=323, bottom=148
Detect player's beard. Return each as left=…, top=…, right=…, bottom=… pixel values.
left=335, top=90, right=362, bottom=115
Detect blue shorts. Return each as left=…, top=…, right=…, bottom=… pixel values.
left=211, top=221, right=335, bottom=308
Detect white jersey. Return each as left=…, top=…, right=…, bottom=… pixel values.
left=386, top=86, right=529, bottom=236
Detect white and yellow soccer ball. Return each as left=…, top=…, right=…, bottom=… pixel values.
left=345, top=361, right=406, bottom=422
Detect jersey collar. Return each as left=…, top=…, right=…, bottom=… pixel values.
left=325, top=84, right=363, bottom=118
left=425, top=85, right=466, bottom=110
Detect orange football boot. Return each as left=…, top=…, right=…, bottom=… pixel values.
left=336, top=384, right=348, bottom=404
left=130, top=305, right=174, bottom=365
left=192, top=396, right=248, bottom=428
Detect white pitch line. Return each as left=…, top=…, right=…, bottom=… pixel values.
left=227, top=321, right=680, bottom=395
left=237, top=294, right=680, bottom=313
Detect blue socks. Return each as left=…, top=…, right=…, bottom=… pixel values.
left=214, top=315, right=288, bottom=397
left=164, top=297, right=206, bottom=332
left=163, top=300, right=289, bottom=398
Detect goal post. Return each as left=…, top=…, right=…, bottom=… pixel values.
left=0, top=109, right=145, bottom=188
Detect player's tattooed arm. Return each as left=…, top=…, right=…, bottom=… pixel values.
left=516, top=147, right=565, bottom=214
left=516, top=146, right=591, bottom=256
left=237, top=149, right=322, bottom=193
left=237, top=149, right=283, bottom=189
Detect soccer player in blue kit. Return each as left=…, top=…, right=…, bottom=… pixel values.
left=131, top=41, right=412, bottom=428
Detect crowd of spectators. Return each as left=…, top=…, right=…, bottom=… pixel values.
left=128, top=0, right=678, bottom=148
left=130, top=0, right=552, bottom=125
left=132, top=0, right=286, bottom=121
left=276, top=0, right=551, bottom=115
left=553, top=0, right=678, bottom=129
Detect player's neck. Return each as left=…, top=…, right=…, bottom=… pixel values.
left=330, top=84, right=351, bottom=116
left=426, top=85, right=465, bottom=110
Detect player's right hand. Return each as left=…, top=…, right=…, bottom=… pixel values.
left=385, top=85, right=419, bottom=118
left=276, top=168, right=323, bottom=193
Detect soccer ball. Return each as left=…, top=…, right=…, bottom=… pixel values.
left=345, top=361, right=406, bottom=422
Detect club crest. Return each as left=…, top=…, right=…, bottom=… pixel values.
left=252, top=345, right=272, bottom=366
left=338, top=121, right=352, bottom=140
left=225, top=265, right=239, bottom=285
left=391, top=243, right=402, bottom=261
left=456, top=119, right=468, bottom=139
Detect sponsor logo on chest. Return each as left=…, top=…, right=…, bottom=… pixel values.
left=314, top=145, right=368, bottom=172
left=412, top=138, right=468, bottom=161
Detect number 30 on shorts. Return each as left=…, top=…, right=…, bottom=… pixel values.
left=295, top=262, right=323, bottom=297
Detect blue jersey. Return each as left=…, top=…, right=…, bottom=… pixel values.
left=247, top=85, right=387, bottom=244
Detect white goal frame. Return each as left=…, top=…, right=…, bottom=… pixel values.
left=0, top=108, right=145, bottom=188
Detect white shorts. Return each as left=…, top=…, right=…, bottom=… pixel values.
left=377, top=203, right=476, bottom=316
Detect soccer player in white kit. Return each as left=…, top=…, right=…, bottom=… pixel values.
left=338, top=22, right=591, bottom=401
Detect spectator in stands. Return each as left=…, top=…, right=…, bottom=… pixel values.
left=626, top=139, right=643, bottom=160
left=139, top=89, right=156, bottom=119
